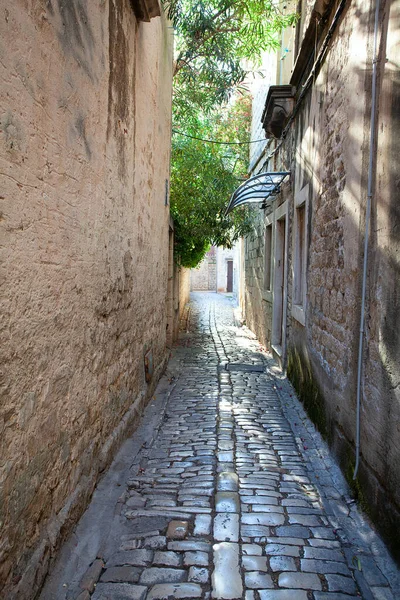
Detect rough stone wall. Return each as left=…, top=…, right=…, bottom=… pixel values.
left=242, top=0, right=400, bottom=558
left=359, top=0, right=400, bottom=550
left=0, top=1, right=173, bottom=597
left=178, top=268, right=190, bottom=319
left=216, top=243, right=240, bottom=297
left=190, top=246, right=217, bottom=291
left=287, top=0, right=400, bottom=558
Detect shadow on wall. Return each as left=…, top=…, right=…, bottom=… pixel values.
left=284, top=2, right=400, bottom=563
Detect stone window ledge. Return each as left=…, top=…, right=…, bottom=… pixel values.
left=261, top=85, right=296, bottom=139
left=131, top=0, right=160, bottom=22
left=292, top=304, right=306, bottom=326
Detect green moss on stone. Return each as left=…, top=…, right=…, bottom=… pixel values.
left=287, top=346, right=327, bottom=437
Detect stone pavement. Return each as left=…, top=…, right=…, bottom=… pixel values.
left=40, top=293, right=400, bottom=600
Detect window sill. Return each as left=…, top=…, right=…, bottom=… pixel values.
left=262, top=290, right=273, bottom=303
left=292, top=304, right=305, bottom=326
left=271, top=343, right=283, bottom=357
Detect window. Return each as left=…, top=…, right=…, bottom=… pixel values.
left=264, top=223, right=273, bottom=291
left=294, top=203, right=305, bottom=305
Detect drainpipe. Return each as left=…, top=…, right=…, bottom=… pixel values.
left=354, top=0, right=381, bottom=480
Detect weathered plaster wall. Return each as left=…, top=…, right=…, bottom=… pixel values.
left=178, top=268, right=190, bottom=318
left=0, top=1, right=173, bottom=596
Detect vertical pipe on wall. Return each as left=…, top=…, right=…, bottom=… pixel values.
left=354, top=0, right=381, bottom=480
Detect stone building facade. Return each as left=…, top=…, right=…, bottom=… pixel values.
left=191, top=246, right=217, bottom=291
left=241, top=0, right=400, bottom=560
left=0, top=1, right=175, bottom=597
left=191, top=244, right=241, bottom=299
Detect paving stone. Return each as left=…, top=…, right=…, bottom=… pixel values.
left=326, top=574, right=357, bottom=594
left=146, top=583, right=202, bottom=599
left=214, top=513, right=239, bottom=542
left=266, top=536, right=304, bottom=546
left=215, top=492, right=240, bottom=513
left=168, top=540, right=210, bottom=552
left=288, top=514, right=321, bottom=526
left=218, top=451, right=234, bottom=462
left=139, top=567, right=186, bottom=584
left=303, top=547, right=345, bottom=562
left=43, top=295, right=400, bottom=600
left=308, top=538, right=340, bottom=548
left=100, top=567, right=141, bottom=583
left=265, top=544, right=300, bottom=557
left=311, top=527, right=337, bottom=540
left=166, top=521, right=189, bottom=539
left=275, top=526, right=310, bottom=538
left=218, top=440, right=234, bottom=450
left=370, top=587, right=396, bottom=600
left=79, top=559, right=104, bottom=592
left=153, top=551, right=182, bottom=567
left=278, top=571, right=322, bottom=590
left=212, top=542, right=243, bottom=599
left=241, top=524, right=271, bottom=538
left=242, top=544, right=263, bottom=555
left=241, top=496, right=279, bottom=506
left=242, top=513, right=285, bottom=526
left=313, top=594, right=359, bottom=600
left=348, top=555, right=390, bottom=586
left=245, top=571, right=274, bottom=589
left=217, top=472, right=239, bottom=492
left=188, top=566, right=209, bottom=583
left=300, top=559, right=350, bottom=575
left=107, top=550, right=154, bottom=567
left=92, top=583, right=147, bottom=600
left=269, top=556, right=296, bottom=572
left=193, top=514, right=212, bottom=536
left=76, top=592, right=90, bottom=600
left=258, top=591, right=308, bottom=600
left=143, top=536, right=167, bottom=549
left=184, top=551, right=209, bottom=566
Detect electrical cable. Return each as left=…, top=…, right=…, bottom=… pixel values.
left=172, top=128, right=268, bottom=145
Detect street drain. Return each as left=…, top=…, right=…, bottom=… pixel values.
left=219, top=363, right=265, bottom=373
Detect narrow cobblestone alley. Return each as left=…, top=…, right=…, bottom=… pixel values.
left=40, top=293, right=400, bottom=600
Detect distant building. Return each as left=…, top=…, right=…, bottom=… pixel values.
left=191, top=243, right=240, bottom=300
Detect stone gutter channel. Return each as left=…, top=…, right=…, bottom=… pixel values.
left=40, top=294, right=399, bottom=600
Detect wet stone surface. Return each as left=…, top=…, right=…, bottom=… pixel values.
left=41, top=293, right=400, bottom=600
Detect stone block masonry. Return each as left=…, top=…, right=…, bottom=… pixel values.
left=0, top=1, right=173, bottom=597
left=242, top=0, right=400, bottom=559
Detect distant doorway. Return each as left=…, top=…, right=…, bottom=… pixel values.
left=227, top=260, right=233, bottom=293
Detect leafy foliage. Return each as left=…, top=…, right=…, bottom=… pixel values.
left=163, top=0, right=297, bottom=267
left=171, top=96, right=254, bottom=267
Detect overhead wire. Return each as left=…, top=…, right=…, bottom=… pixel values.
left=172, top=128, right=268, bottom=145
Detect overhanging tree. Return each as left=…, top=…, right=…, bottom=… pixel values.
left=163, top=0, right=297, bottom=267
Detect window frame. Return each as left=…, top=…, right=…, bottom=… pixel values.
left=292, top=184, right=309, bottom=326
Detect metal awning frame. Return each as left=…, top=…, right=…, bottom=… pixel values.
left=225, top=171, right=290, bottom=215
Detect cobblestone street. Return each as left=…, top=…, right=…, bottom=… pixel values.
left=40, top=293, right=400, bottom=600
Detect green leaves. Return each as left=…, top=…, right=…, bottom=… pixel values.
left=170, top=95, right=256, bottom=267
left=163, top=0, right=297, bottom=267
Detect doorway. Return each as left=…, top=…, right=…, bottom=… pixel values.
left=227, top=260, right=233, bottom=293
